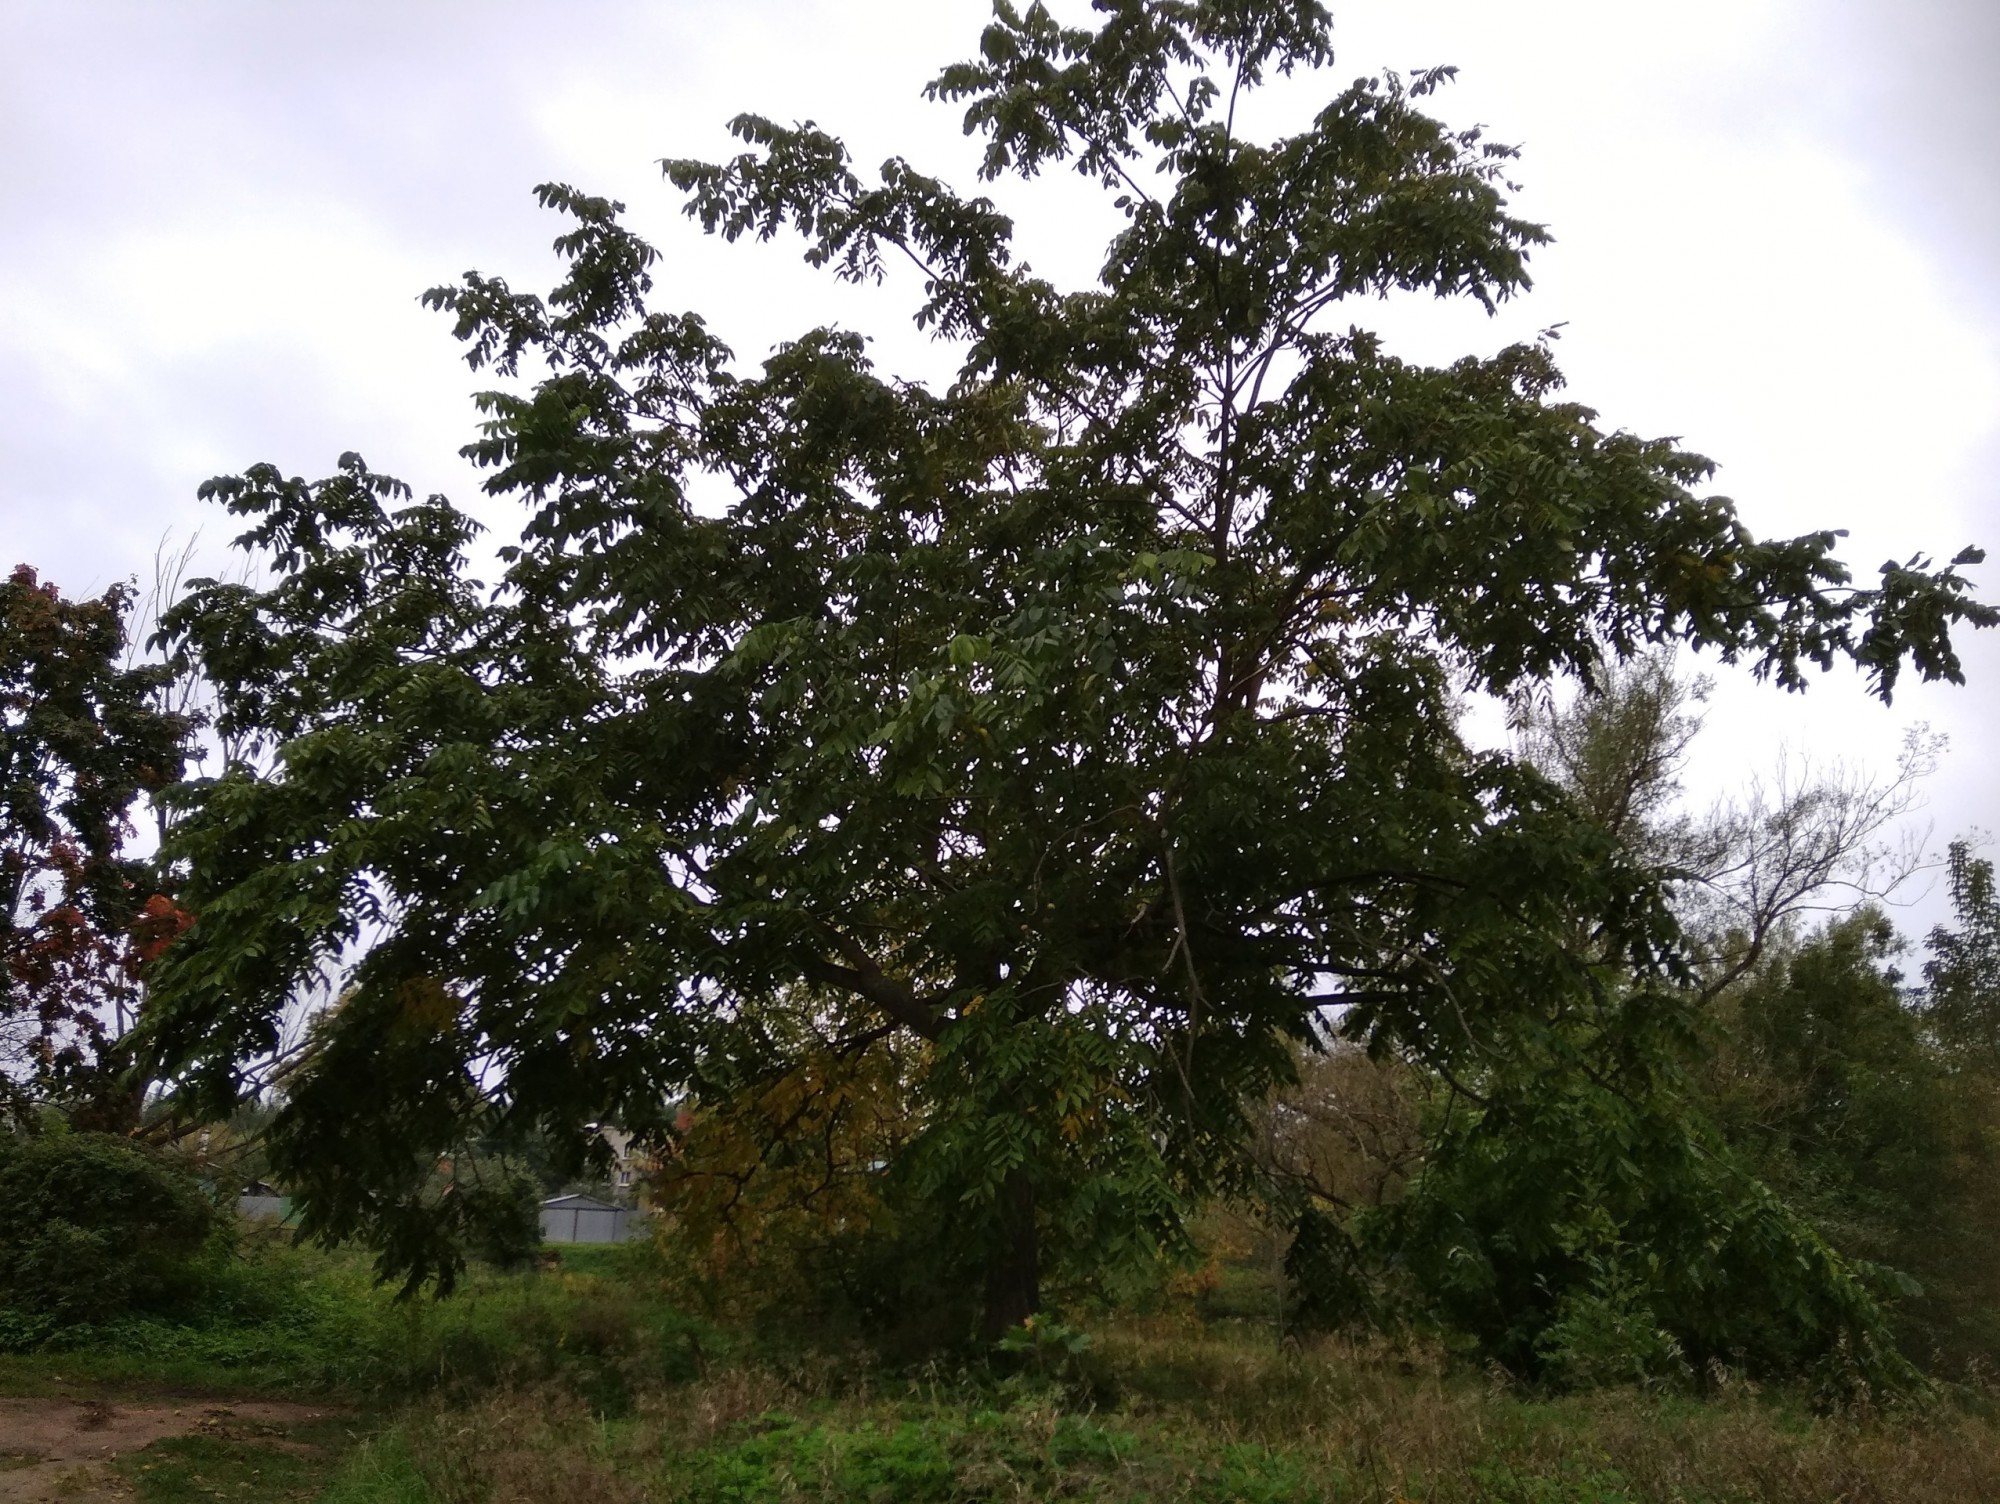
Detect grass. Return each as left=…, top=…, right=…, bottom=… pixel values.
left=118, top=1433, right=328, bottom=1502
left=286, top=1311, right=2000, bottom=1503
left=112, top=1412, right=358, bottom=1504
left=315, top=1429, right=438, bottom=1504
left=9, top=1229, right=2000, bottom=1501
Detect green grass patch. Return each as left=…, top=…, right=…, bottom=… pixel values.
left=666, top=1410, right=1150, bottom=1503
left=299, top=1356, right=2000, bottom=1504
left=114, top=1432, right=331, bottom=1503
left=109, top=1410, right=359, bottom=1503
left=0, top=1236, right=712, bottom=1406
left=316, top=1428, right=438, bottom=1504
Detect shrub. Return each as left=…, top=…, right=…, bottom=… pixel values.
left=461, top=1161, right=544, bottom=1271
left=0, top=1128, right=215, bottom=1329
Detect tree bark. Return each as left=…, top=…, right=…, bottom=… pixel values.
left=980, top=1166, right=1040, bottom=1341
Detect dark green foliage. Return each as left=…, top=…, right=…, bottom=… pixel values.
left=142, top=0, right=1991, bottom=1351
left=1365, top=1062, right=1906, bottom=1388
left=0, top=1129, right=213, bottom=1329
left=1284, top=1202, right=1374, bottom=1334
left=1701, top=880, right=2000, bottom=1371
left=461, top=1160, right=544, bottom=1272
left=1913, top=845, right=2000, bottom=1365
left=1717, top=916, right=1949, bottom=1264
left=1924, top=841, right=2000, bottom=1067
left=1275, top=654, right=1959, bottom=1389
left=753, top=1195, right=993, bottom=1364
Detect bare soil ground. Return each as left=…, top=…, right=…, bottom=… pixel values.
left=0, top=1398, right=335, bottom=1502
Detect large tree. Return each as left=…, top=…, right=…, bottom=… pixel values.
left=145, top=0, right=1990, bottom=1333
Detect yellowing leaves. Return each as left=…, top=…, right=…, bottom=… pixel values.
left=651, top=1025, right=926, bottom=1315
left=393, top=975, right=460, bottom=1040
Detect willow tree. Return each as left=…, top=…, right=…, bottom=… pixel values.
left=146, top=0, right=1990, bottom=1335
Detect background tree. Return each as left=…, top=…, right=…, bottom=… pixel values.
left=1510, top=650, right=1938, bottom=988
left=1923, top=840, right=2000, bottom=1069
left=1509, top=653, right=1710, bottom=870
left=1, top=564, right=195, bottom=1128
left=1702, top=906, right=2000, bottom=1372
left=1267, top=657, right=1991, bottom=1380
left=1910, top=842, right=2000, bottom=1364
left=145, top=0, right=1992, bottom=1347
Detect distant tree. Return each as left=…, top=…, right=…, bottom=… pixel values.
left=1510, top=652, right=1711, bottom=869
left=1679, top=889, right=2000, bottom=1373
left=1924, top=840, right=2000, bottom=1068
left=1252, top=1043, right=1430, bottom=1217
left=1, top=565, right=195, bottom=1128
left=1512, top=650, right=1940, bottom=996
left=1910, top=841, right=2000, bottom=1363
left=1706, top=916, right=1956, bottom=1334
left=145, top=0, right=1992, bottom=1341
left=1278, top=656, right=1972, bottom=1382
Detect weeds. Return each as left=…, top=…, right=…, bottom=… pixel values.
left=114, top=1431, right=329, bottom=1503
left=13, top=1233, right=2000, bottom=1501
left=0, top=1234, right=712, bottom=1407
left=318, top=1326, right=2000, bottom=1503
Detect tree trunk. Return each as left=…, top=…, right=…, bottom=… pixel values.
left=980, top=1166, right=1040, bottom=1340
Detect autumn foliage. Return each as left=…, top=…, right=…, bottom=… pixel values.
left=1, top=564, right=195, bottom=1126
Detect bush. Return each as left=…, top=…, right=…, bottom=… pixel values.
left=1533, top=1261, right=1690, bottom=1392
left=462, top=1161, right=544, bottom=1271
left=0, top=1128, right=215, bottom=1329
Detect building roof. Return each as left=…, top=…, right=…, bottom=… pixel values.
left=540, top=1193, right=623, bottom=1212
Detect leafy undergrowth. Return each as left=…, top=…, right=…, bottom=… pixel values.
left=318, top=1324, right=2000, bottom=1504
left=12, top=1239, right=2000, bottom=1501
left=0, top=1237, right=710, bottom=1405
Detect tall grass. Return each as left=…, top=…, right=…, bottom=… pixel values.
left=322, top=1320, right=2000, bottom=1503
left=15, top=1224, right=2000, bottom=1501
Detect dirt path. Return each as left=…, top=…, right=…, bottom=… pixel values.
left=0, top=1397, right=337, bottom=1502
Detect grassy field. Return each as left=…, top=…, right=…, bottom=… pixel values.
left=320, top=1328, right=2000, bottom=1504
left=6, top=1233, right=2000, bottom=1502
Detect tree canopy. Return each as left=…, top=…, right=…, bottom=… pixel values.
left=143, top=0, right=1991, bottom=1339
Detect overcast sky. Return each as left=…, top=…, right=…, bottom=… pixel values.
left=2, top=0, right=1994, bottom=933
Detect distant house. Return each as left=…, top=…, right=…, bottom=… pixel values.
left=588, top=1123, right=656, bottom=1204
left=539, top=1192, right=642, bottom=1244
